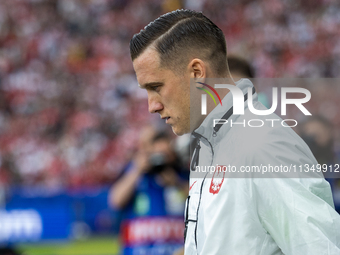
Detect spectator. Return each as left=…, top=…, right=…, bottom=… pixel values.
left=108, top=126, right=188, bottom=255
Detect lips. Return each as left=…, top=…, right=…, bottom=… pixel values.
left=161, top=116, right=171, bottom=124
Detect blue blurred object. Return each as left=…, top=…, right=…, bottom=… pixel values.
left=2, top=186, right=122, bottom=244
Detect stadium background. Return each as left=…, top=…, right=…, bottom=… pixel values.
left=0, top=0, right=340, bottom=254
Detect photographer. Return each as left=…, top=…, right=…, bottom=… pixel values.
left=108, top=126, right=188, bottom=255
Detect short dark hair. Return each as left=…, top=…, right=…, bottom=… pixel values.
left=130, top=9, right=228, bottom=76
left=227, top=56, right=254, bottom=78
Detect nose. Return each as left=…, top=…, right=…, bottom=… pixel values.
left=148, top=94, right=164, bottom=113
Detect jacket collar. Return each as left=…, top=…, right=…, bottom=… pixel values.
left=193, top=79, right=257, bottom=147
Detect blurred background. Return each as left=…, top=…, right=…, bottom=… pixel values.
left=0, top=0, right=340, bottom=254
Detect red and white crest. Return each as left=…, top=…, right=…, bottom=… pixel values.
left=209, top=165, right=226, bottom=194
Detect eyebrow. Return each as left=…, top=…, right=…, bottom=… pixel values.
left=139, top=82, right=163, bottom=89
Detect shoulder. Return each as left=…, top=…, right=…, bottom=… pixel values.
left=219, top=110, right=315, bottom=162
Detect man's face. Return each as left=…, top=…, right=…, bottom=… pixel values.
left=133, top=47, right=191, bottom=135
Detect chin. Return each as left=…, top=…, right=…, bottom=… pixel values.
left=171, top=126, right=189, bottom=136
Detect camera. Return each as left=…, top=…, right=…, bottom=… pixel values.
left=148, top=152, right=168, bottom=174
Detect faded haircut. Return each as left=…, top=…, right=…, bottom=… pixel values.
left=130, top=9, right=228, bottom=76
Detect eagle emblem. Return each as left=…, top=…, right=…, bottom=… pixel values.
left=209, top=166, right=225, bottom=194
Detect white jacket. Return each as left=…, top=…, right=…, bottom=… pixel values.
left=184, top=79, right=340, bottom=255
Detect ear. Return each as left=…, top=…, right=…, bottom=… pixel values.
left=188, top=58, right=207, bottom=82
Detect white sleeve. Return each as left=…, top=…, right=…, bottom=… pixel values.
left=252, top=143, right=340, bottom=255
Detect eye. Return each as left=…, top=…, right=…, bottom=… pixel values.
left=151, top=86, right=161, bottom=92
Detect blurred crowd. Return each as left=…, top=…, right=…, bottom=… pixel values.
left=0, top=0, right=340, bottom=192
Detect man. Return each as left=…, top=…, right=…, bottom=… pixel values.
left=109, top=126, right=188, bottom=255
left=227, top=55, right=255, bottom=81
left=227, top=55, right=270, bottom=108
left=130, top=9, right=340, bottom=254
